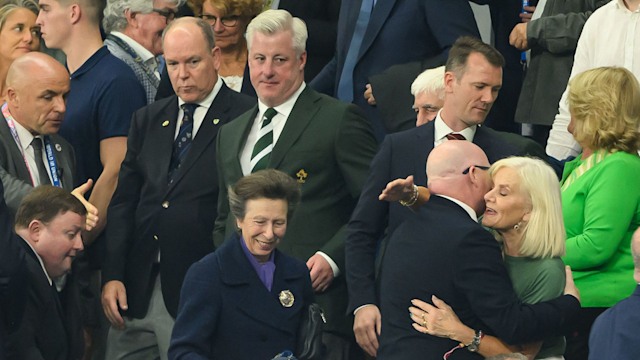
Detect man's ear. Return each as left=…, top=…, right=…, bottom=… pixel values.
left=28, top=219, right=44, bottom=243
left=69, top=3, right=81, bottom=24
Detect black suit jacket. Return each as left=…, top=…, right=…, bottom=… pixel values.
left=103, top=84, right=254, bottom=318
left=0, top=182, right=24, bottom=359
left=377, top=196, right=579, bottom=359
left=6, top=242, right=82, bottom=360
left=0, top=114, right=76, bottom=214
left=345, top=121, right=546, bottom=312
left=310, top=0, right=480, bottom=141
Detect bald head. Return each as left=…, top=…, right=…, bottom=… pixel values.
left=7, top=52, right=68, bottom=89
left=427, top=141, right=491, bottom=215
left=6, top=52, right=69, bottom=135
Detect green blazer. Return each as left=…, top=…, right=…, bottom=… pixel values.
left=214, top=86, right=377, bottom=336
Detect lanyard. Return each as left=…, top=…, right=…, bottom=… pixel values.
left=106, top=34, right=160, bottom=87
left=2, top=102, right=62, bottom=188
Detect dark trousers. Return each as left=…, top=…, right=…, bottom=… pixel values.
left=564, top=307, right=607, bottom=360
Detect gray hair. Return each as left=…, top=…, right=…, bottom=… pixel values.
left=162, top=16, right=215, bottom=50
left=103, top=0, right=185, bottom=33
left=246, top=9, right=307, bottom=56
left=411, top=65, right=445, bottom=100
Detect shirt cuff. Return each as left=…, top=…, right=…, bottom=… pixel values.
left=316, top=251, right=340, bottom=277
left=353, top=303, right=376, bottom=316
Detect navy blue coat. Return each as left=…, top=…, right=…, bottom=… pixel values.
left=169, top=234, right=314, bottom=359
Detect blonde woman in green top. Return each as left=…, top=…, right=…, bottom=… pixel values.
left=559, top=66, right=640, bottom=359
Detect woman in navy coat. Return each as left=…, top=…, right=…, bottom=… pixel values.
left=169, top=169, right=314, bottom=359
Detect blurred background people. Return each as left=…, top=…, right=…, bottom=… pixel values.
left=588, top=227, right=640, bottom=360
left=560, top=66, right=640, bottom=360
left=169, top=169, right=313, bottom=359
left=411, top=65, right=445, bottom=127
left=408, top=156, right=568, bottom=359
left=0, top=0, right=40, bottom=100
left=103, top=0, right=184, bottom=104
left=199, top=0, right=262, bottom=94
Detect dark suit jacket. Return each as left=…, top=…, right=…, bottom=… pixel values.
left=310, top=0, right=480, bottom=140
left=0, top=182, right=25, bottom=359
left=214, top=86, right=377, bottom=336
left=6, top=242, right=83, bottom=360
left=345, top=121, right=546, bottom=312
left=0, top=114, right=76, bottom=214
left=589, top=285, right=640, bottom=360
left=103, top=85, right=254, bottom=318
left=169, top=233, right=314, bottom=359
left=377, top=196, right=580, bottom=359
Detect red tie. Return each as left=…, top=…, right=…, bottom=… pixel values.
left=446, top=133, right=466, bottom=141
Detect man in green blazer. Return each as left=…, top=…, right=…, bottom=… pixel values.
left=213, top=9, right=378, bottom=360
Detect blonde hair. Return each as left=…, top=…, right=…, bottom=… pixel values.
left=200, top=0, right=262, bottom=18
left=0, top=0, right=38, bottom=30
left=568, top=66, right=640, bottom=153
left=489, top=157, right=565, bottom=258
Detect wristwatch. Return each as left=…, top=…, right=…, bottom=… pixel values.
left=466, top=329, right=483, bottom=352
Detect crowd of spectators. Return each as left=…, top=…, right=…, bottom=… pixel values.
left=1, top=0, right=639, bottom=360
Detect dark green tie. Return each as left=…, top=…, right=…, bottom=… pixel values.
left=250, top=108, right=277, bottom=173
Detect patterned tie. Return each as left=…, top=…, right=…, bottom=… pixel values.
left=31, top=136, right=51, bottom=186
left=336, top=0, right=375, bottom=102
left=168, top=103, right=198, bottom=184
left=251, top=108, right=277, bottom=173
left=446, top=132, right=466, bottom=141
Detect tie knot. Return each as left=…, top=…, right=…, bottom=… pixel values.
left=182, top=103, right=198, bottom=119
left=446, top=132, right=466, bottom=141
left=31, top=136, right=44, bottom=150
left=263, top=108, right=277, bottom=121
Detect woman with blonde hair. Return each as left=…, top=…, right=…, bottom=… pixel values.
left=0, top=0, right=40, bottom=99
left=560, top=66, right=640, bottom=359
left=409, top=157, right=568, bottom=359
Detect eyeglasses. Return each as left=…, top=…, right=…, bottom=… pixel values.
left=462, top=165, right=490, bottom=174
left=199, top=14, right=239, bottom=27
left=152, top=8, right=177, bottom=23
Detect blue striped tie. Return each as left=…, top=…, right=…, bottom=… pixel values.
left=168, top=103, right=198, bottom=183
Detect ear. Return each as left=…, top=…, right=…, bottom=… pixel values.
left=298, top=51, right=307, bottom=70
left=28, top=219, right=44, bottom=243
left=235, top=217, right=243, bottom=231
left=522, top=210, right=531, bottom=222
left=444, top=71, right=456, bottom=94
left=211, top=46, right=221, bottom=71
left=69, top=4, right=81, bottom=25
left=6, top=87, right=18, bottom=108
left=124, top=8, right=138, bottom=27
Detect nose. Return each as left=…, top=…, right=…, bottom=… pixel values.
left=23, top=29, right=33, bottom=43
left=54, top=96, right=65, bottom=113
left=73, top=233, right=84, bottom=251
left=481, top=87, right=497, bottom=104
left=213, top=20, right=225, bottom=33
left=177, top=63, right=189, bottom=79
left=36, top=11, right=43, bottom=27
left=263, top=223, right=275, bottom=240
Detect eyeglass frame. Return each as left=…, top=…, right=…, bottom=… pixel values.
left=199, top=14, right=240, bottom=27
left=151, top=8, right=177, bottom=23
left=461, top=165, right=490, bottom=175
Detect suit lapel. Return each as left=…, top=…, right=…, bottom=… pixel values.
left=358, top=0, right=398, bottom=62
left=226, top=105, right=257, bottom=180
left=269, top=87, right=318, bottom=169
left=154, top=97, right=180, bottom=189
left=0, top=114, right=34, bottom=184
left=414, top=122, right=434, bottom=185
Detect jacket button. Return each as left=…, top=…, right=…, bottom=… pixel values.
left=161, top=201, right=169, bottom=208
left=153, top=235, right=158, bottom=241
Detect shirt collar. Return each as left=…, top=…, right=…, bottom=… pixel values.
left=21, top=236, right=53, bottom=286
left=111, top=31, right=156, bottom=63
left=435, top=194, right=479, bottom=222
left=257, top=82, right=306, bottom=119
left=178, top=76, right=222, bottom=109
left=615, top=0, right=640, bottom=12
left=434, top=111, right=477, bottom=143
left=12, top=116, right=35, bottom=153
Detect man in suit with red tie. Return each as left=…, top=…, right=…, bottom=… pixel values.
left=101, top=17, right=254, bottom=359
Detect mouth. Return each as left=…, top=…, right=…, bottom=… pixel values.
left=484, top=207, right=496, bottom=216
left=256, top=238, right=276, bottom=246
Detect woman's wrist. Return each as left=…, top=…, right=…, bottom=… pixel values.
left=450, top=325, right=475, bottom=345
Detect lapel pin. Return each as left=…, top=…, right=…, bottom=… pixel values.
left=213, top=118, right=220, bottom=125
left=296, top=169, right=308, bottom=184
left=162, top=120, right=170, bottom=127
left=55, top=143, right=62, bottom=152
left=279, top=290, right=294, bottom=308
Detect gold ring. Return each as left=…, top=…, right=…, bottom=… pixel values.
left=421, top=313, right=426, bottom=321
left=422, top=320, right=427, bottom=328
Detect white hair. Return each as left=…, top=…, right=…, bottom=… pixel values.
left=246, top=9, right=307, bottom=56
left=103, top=0, right=185, bottom=33
left=411, top=65, right=445, bottom=100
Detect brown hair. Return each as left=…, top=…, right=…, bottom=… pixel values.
left=15, top=185, right=86, bottom=229
left=445, top=36, right=504, bottom=79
